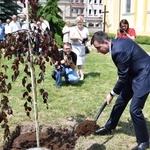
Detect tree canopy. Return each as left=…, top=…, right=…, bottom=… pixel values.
left=0, top=0, right=22, bottom=22
left=37, top=0, right=65, bottom=47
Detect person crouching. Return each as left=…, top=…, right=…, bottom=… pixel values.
left=52, top=42, right=79, bottom=88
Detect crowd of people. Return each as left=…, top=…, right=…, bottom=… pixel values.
left=53, top=17, right=138, bottom=89
left=0, top=15, right=50, bottom=54
left=52, top=16, right=90, bottom=88
left=0, top=15, right=21, bottom=39
left=55, top=17, right=150, bottom=150
left=53, top=17, right=139, bottom=89
left=1, top=13, right=150, bottom=149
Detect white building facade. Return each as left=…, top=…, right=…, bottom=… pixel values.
left=39, top=0, right=104, bottom=29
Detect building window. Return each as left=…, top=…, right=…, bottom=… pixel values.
left=99, top=0, right=102, bottom=4
left=89, top=9, right=92, bottom=15
left=94, top=0, right=97, bottom=4
left=71, top=8, right=75, bottom=13
left=76, top=8, right=79, bottom=14
left=126, top=0, right=131, bottom=13
left=81, top=9, right=84, bottom=14
left=71, top=0, right=75, bottom=3
left=76, top=0, right=79, bottom=3
left=99, top=9, right=102, bottom=14
left=94, top=9, right=97, bottom=15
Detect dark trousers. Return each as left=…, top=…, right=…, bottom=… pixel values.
left=34, top=38, right=39, bottom=54
left=105, top=84, right=149, bottom=143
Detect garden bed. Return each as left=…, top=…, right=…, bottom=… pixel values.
left=2, top=120, right=99, bottom=150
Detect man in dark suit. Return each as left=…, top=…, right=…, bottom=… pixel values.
left=91, top=31, right=150, bottom=150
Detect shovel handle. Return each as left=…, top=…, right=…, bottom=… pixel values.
left=94, top=101, right=107, bottom=122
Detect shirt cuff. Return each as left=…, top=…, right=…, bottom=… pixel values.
left=110, top=90, right=117, bottom=96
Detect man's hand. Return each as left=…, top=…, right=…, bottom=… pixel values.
left=54, top=61, right=58, bottom=66
left=105, top=93, right=114, bottom=104
left=67, top=59, right=73, bottom=65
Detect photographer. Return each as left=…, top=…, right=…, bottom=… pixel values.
left=52, top=42, right=79, bottom=88
left=116, top=19, right=136, bottom=41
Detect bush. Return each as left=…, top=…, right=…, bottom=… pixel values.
left=54, top=33, right=63, bottom=48
left=107, top=33, right=150, bottom=45
left=135, top=36, right=150, bottom=45
left=88, top=22, right=94, bottom=27
left=107, top=33, right=116, bottom=39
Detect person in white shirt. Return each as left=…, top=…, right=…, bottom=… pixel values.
left=62, top=21, right=70, bottom=43
left=22, top=21, right=28, bottom=30
left=39, top=16, right=50, bottom=31
left=21, top=18, right=29, bottom=30
left=70, top=16, right=89, bottom=80
left=30, top=20, right=37, bottom=31
left=5, top=19, right=11, bottom=34
left=9, top=15, right=21, bottom=33
left=33, top=21, right=43, bottom=54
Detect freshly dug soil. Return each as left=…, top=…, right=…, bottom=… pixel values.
left=3, top=120, right=99, bottom=150
left=11, top=128, right=77, bottom=150
left=75, top=120, right=100, bottom=137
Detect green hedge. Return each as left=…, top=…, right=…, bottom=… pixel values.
left=107, top=33, right=150, bottom=45
left=134, top=35, right=150, bottom=45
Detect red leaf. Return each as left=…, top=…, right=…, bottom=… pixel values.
left=27, top=96, right=32, bottom=103
left=22, top=76, right=27, bottom=87
left=27, top=107, right=32, bottom=111
left=26, top=83, right=32, bottom=92
left=23, top=91, right=29, bottom=98
left=37, top=79, right=42, bottom=83
left=39, top=89, right=44, bottom=95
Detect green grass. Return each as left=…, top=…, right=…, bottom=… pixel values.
left=0, top=44, right=150, bottom=149
left=139, top=44, right=150, bottom=53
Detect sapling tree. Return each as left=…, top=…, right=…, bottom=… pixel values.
left=0, top=0, right=61, bottom=147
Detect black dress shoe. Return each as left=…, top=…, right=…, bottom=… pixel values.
left=94, top=126, right=111, bottom=135
left=131, top=141, right=150, bottom=150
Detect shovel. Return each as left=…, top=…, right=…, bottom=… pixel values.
left=75, top=101, right=107, bottom=137
left=93, top=101, right=107, bottom=122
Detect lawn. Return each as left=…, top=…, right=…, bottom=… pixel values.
left=0, top=44, right=150, bottom=149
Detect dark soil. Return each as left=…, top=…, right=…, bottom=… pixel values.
left=3, top=120, right=100, bottom=150
left=75, top=120, right=100, bottom=137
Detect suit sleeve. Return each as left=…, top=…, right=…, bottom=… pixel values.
left=112, top=51, right=131, bottom=94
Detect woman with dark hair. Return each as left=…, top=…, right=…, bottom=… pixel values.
left=116, top=19, right=136, bottom=41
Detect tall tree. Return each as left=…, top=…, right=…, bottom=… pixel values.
left=0, top=0, right=22, bottom=22
left=37, top=0, right=65, bottom=47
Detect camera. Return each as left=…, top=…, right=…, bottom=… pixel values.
left=119, top=28, right=124, bottom=33
left=82, top=38, right=88, bottom=44
left=67, top=54, right=71, bottom=60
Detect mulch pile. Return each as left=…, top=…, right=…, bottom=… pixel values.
left=3, top=120, right=100, bottom=150
left=75, top=120, right=100, bottom=137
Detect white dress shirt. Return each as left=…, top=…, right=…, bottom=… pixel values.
left=9, top=20, right=21, bottom=32
left=5, top=24, right=11, bottom=34
left=41, top=20, right=50, bottom=31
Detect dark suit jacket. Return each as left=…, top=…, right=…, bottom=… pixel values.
left=111, top=38, right=150, bottom=97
